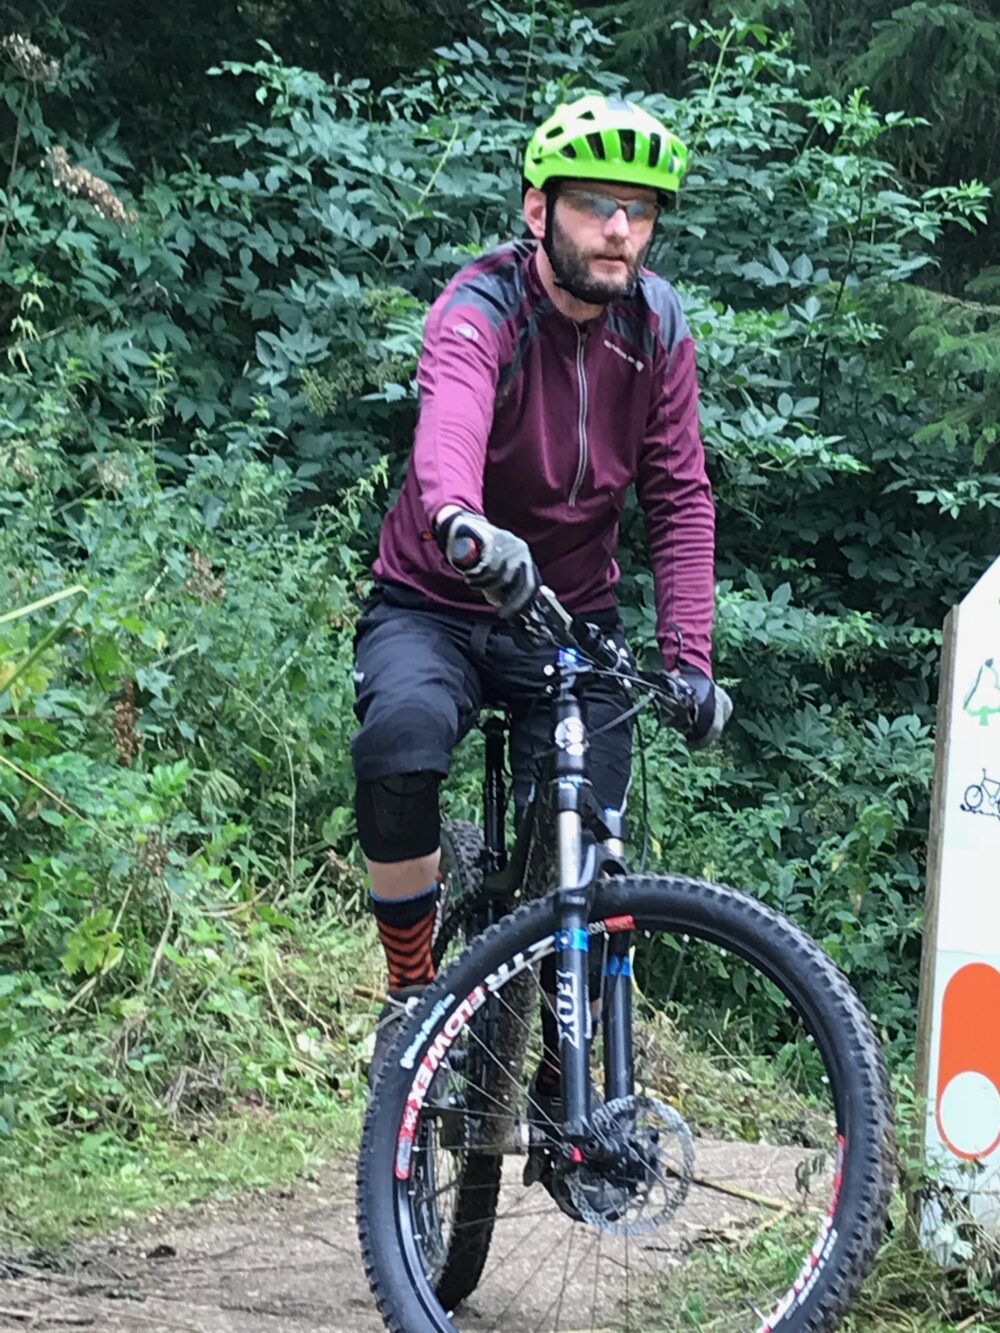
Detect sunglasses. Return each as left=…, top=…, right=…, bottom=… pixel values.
left=558, top=188, right=659, bottom=225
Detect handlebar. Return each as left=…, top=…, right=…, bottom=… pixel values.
left=449, top=532, right=483, bottom=573
left=446, top=519, right=701, bottom=739
left=515, top=583, right=699, bottom=738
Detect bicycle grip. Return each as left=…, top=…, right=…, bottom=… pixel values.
left=450, top=531, right=483, bottom=572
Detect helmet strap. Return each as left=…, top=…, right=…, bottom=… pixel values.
left=541, top=183, right=561, bottom=279
left=543, top=185, right=601, bottom=304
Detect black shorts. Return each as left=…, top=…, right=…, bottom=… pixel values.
left=351, top=582, right=634, bottom=815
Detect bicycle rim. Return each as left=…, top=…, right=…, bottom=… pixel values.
left=358, top=874, right=892, bottom=1333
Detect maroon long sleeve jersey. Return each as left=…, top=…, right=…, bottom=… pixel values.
left=373, top=239, right=716, bottom=675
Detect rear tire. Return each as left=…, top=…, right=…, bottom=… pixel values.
left=434, top=821, right=486, bottom=967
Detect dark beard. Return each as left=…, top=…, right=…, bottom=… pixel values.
left=547, top=213, right=650, bottom=305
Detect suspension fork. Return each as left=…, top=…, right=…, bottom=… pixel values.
left=550, top=671, right=635, bottom=1145
left=570, top=798, right=631, bottom=1104
left=549, top=670, right=597, bottom=1147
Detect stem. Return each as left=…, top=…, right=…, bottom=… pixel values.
left=687, top=24, right=735, bottom=153
left=145, top=890, right=175, bottom=990
left=0, top=584, right=87, bottom=627
left=261, top=950, right=325, bottom=1078
left=3, top=281, right=160, bottom=362
left=816, top=168, right=866, bottom=415
left=110, top=881, right=135, bottom=936
left=518, top=0, right=538, bottom=123
left=413, top=119, right=462, bottom=211
left=273, top=969, right=332, bottom=1036
left=0, top=589, right=88, bottom=701
left=65, top=974, right=99, bottom=1012
left=377, top=118, right=462, bottom=275
left=0, top=84, right=29, bottom=271
left=210, top=672, right=299, bottom=895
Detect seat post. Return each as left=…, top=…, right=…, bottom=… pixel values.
left=482, top=715, right=508, bottom=872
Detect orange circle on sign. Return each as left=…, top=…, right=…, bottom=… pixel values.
left=935, top=962, right=1000, bottom=1160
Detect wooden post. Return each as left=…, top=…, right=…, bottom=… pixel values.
left=916, top=557, right=1000, bottom=1250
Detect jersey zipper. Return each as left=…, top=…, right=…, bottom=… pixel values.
left=569, top=325, right=589, bottom=508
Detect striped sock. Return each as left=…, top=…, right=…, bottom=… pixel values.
left=371, top=883, right=438, bottom=991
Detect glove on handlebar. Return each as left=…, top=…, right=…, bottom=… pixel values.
left=675, top=665, right=732, bottom=749
left=435, top=510, right=540, bottom=620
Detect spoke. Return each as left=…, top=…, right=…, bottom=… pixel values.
left=461, top=1013, right=561, bottom=1128
left=547, top=1217, right=574, bottom=1332
left=391, top=912, right=849, bottom=1333
left=483, top=1222, right=584, bottom=1328
left=536, top=1228, right=609, bottom=1333
left=624, top=1229, right=631, bottom=1330
left=486, top=1208, right=552, bottom=1271
left=594, top=1229, right=603, bottom=1333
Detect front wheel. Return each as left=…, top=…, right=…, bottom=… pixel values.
left=358, top=874, right=893, bottom=1333
left=429, top=819, right=502, bottom=1309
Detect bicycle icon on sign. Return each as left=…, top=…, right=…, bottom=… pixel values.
left=961, top=770, right=1000, bottom=818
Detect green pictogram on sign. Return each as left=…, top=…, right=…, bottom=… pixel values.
left=964, top=658, right=1000, bottom=726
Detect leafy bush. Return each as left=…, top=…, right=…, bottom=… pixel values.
left=0, top=367, right=389, bottom=1150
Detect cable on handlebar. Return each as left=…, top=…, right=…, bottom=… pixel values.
left=517, top=586, right=697, bottom=739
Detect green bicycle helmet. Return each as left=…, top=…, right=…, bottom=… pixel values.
left=524, top=94, right=688, bottom=195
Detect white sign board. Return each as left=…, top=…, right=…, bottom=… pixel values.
left=917, top=555, right=1000, bottom=1245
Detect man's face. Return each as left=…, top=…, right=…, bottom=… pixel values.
left=547, top=180, right=659, bottom=304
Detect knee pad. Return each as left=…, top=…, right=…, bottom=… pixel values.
left=356, top=771, right=441, bottom=863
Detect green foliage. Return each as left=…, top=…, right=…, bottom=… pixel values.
left=0, top=366, right=391, bottom=1150
left=6, top=1, right=485, bottom=176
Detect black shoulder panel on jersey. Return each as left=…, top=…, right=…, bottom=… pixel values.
left=637, top=271, right=689, bottom=358
left=442, top=240, right=535, bottom=331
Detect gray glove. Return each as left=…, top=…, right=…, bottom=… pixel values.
left=436, top=510, right=540, bottom=620
left=677, top=665, right=733, bottom=749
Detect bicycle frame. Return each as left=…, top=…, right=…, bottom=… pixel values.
left=477, top=645, right=633, bottom=1151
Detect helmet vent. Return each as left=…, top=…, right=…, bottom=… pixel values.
left=648, top=133, right=662, bottom=168
left=560, top=144, right=577, bottom=159
left=545, top=125, right=561, bottom=139
left=618, top=129, right=636, bottom=162
left=579, top=108, right=596, bottom=121
left=586, top=132, right=606, bottom=160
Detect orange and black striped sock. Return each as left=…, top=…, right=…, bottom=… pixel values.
left=371, top=884, right=438, bottom=992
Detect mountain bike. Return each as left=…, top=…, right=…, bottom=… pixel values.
left=356, top=564, right=894, bottom=1333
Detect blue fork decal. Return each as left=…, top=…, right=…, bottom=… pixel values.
left=555, top=928, right=589, bottom=952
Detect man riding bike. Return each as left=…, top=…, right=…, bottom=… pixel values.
left=351, top=94, right=727, bottom=1089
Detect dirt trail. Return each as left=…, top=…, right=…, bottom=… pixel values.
left=0, top=1158, right=377, bottom=1333
left=0, top=1142, right=818, bottom=1332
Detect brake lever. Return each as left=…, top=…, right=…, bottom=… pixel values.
left=516, top=587, right=700, bottom=738
left=512, top=585, right=576, bottom=649
left=638, top=670, right=698, bottom=736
